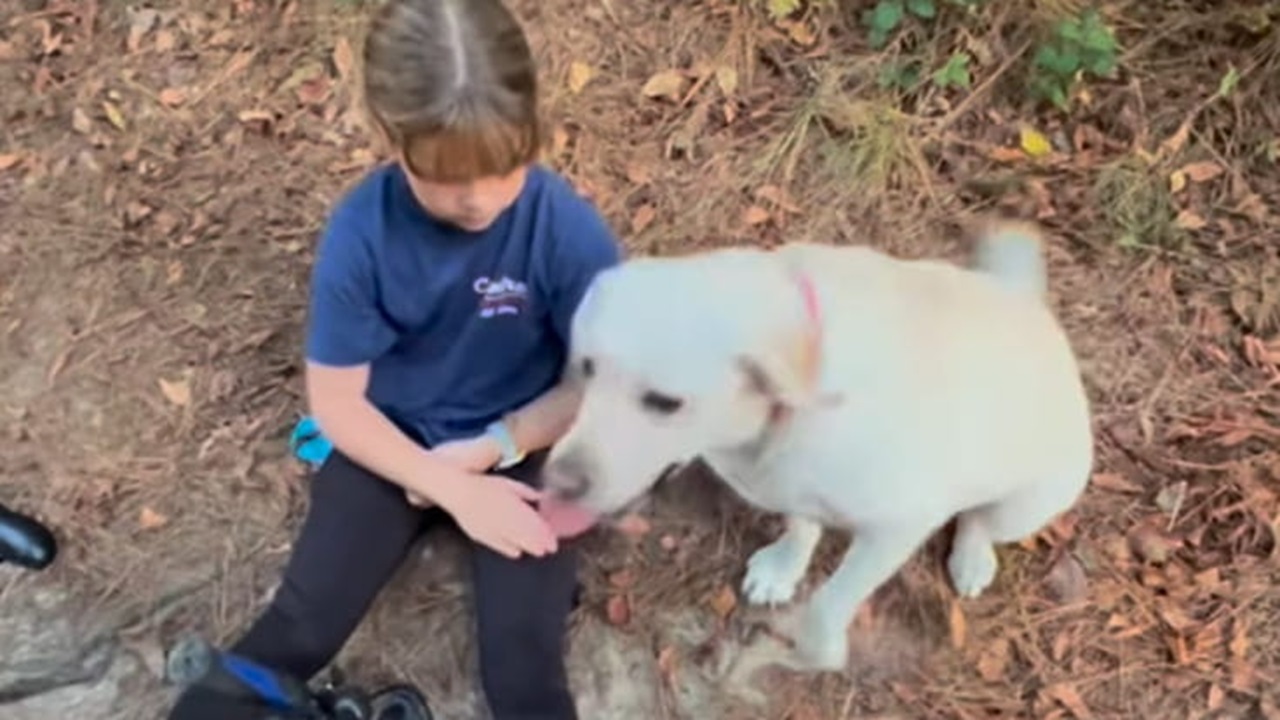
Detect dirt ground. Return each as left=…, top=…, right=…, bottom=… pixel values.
left=1, top=0, right=1279, bottom=718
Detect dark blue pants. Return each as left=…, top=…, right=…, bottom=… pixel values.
left=167, top=450, right=579, bottom=720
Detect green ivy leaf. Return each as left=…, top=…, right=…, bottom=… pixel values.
left=865, top=0, right=906, bottom=48
left=906, top=0, right=937, bottom=19
left=932, top=52, right=972, bottom=89
left=877, top=60, right=922, bottom=90
left=1034, top=45, right=1080, bottom=76
left=1084, top=53, right=1116, bottom=77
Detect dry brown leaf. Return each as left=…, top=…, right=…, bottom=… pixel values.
left=755, top=184, right=802, bottom=214
left=1179, top=161, right=1224, bottom=183
left=780, top=19, right=817, bottom=46
left=1159, top=122, right=1191, bottom=158
left=155, top=29, right=177, bottom=53
left=1128, top=522, right=1180, bottom=564
left=640, top=69, right=685, bottom=101
left=1229, top=617, right=1250, bottom=658
left=624, top=162, right=652, bottom=185
left=1232, top=193, right=1269, bottom=224
left=714, top=65, right=738, bottom=96
left=616, top=513, right=651, bottom=537
left=1207, top=683, right=1225, bottom=711
left=126, top=7, right=159, bottom=54
left=1169, top=170, right=1187, bottom=194
left=158, top=377, right=191, bottom=407
left=630, top=204, right=656, bottom=234
left=743, top=205, right=771, bottom=226
left=332, top=37, right=355, bottom=85
left=608, top=568, right=636, bottom=589
left=72, top=107, right=93, bottom=134
left=976, top=637, right=1009, bottom=681
left=708, top=584, right=737, bottom=619
left=238, top=109, right=274, bottom=125
left=948, top=599, right=967, bottom=649
left=988, top=146, right=1026, bottom=163
left=656, top=646, right=678, bottom=687
left=568, top=61, right=594, bottom=95
left=1043, top=683, right=1094, bottom=719
left=139, top=506, right=168, bottom=531
left=1050, top=630, right=1071, bottom=661
left=605, top=594, right=630, bottom=626
left=296, top=76, right=331, bottom=106
left=1045, top=553, right=1089, bottom=604
left=659, top=534, right=678, bottom=552
left=1175, top=209, right=1207, bottom=230
left=124, top=201, right=154, bottom=226
left=0, top=153, right=22, bottom=171
left=158, top=87, right=186, bottom=107
left=1090, top=472, right=1142, bottom=494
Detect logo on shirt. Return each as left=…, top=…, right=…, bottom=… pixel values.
left=473, top=275, right=529, bottom=318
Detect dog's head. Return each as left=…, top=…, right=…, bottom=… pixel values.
left=543, top=250, right=829, bottom=517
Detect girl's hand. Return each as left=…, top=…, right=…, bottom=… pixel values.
left=437, top=474, right=559, bottom=559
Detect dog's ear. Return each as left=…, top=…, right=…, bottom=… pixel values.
left=738, top=345, right=840, bottom=410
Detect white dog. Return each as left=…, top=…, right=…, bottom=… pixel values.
left=543, top=221, right=1094, bottom=672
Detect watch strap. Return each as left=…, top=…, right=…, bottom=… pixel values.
left=485, top=418, right=525, bottom=470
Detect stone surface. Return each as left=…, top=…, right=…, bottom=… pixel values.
left=4, top=650, right=143, bottom=720
left=0, top=573, right=118, bottom=702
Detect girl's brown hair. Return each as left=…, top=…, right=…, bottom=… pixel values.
left=361, top=0, right=541, bottom=182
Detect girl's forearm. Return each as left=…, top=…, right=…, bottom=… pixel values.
left=314, top=396, right=468, bottom=506
left=505, top=380, right=582, bottom=453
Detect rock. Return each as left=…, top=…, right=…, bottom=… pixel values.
left=3, top=650, right=141, bottom=720
left=0, top=578, right=118, bottom=701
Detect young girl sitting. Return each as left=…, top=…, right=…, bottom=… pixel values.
left=167, top=0, right=621, bottom=717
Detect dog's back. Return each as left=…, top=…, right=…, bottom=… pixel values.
left=765, top=225, right=1092, bottom=525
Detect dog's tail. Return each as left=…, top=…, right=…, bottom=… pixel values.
left=972, top=220, right=1047, bottom=300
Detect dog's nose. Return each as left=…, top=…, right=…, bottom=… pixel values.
left=543, top=454, right=592, bottom=501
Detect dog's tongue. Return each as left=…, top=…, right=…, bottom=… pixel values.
left=538, top=496, right=600, bottom=539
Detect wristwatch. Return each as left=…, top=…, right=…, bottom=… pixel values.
left=484, top=417, right=526, bottom=470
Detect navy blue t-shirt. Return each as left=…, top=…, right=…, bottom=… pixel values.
left=305, top=163, right=622, bottom=446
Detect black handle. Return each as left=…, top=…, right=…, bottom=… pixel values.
left=0, top=503, right=58, bottom=570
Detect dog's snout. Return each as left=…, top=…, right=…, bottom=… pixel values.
left=543, top=454, right=592, bottom=501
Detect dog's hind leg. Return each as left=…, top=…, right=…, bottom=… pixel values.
left=948, top=467, right=1090, bottom=597
left=742, top=514, right=823, bottom=606
left=784, top=522, right=937, bottom=671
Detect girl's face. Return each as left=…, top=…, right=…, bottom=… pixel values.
left=401, top=161, right=528, bottom=233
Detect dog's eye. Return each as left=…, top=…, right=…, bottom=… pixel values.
left=640, top=390, right=684, bottom=415
left=580, top=357, right=595, bottom=378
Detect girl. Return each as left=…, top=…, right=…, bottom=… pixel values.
left=168, top=0, right=621, bottom=717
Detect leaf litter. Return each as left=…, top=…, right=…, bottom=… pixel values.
left=2, top=1, right=1280, bottom=719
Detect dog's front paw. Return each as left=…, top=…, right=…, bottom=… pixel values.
left=947, top=539, right=998, bottom=598
left=743, top=541, right=808, bottom=606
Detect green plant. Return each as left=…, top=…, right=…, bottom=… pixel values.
left=861, top=0, right=984, bottom=49
left=876, top=59, right=923, bottom=91
left=932, top=51, right=972, bottom=89
left=1030, top=8, right=1120, bottom=110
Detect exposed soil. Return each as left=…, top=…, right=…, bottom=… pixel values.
left=1, top=0, right=1278, bottom=718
